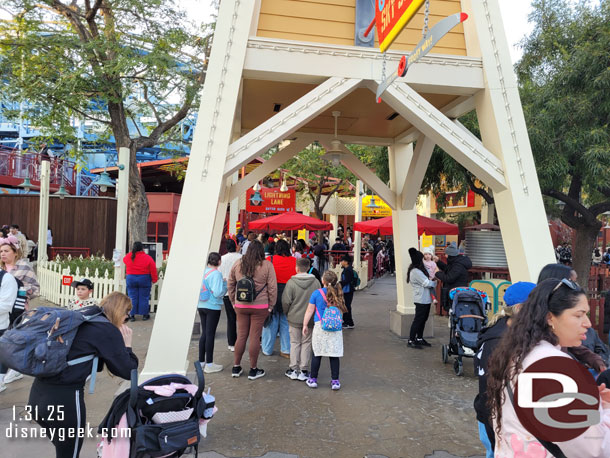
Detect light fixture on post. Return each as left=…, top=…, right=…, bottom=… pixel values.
left=366, top=195, right=381, bottom=210
left=280, top=174, right=288, bottom=192
left=94, top=163, right=123, bottom=193
left=253, top=181, right=261, bottom=192
left=53, top=184, right=70, bottom=199
left=18, top=177, right=34, bottom=193
left=321, top=111, right=344, bottom=167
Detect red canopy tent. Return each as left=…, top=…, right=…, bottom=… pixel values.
left=353, top=215, right=459, bottom=236
left=248, top=211, right=333, bottom=231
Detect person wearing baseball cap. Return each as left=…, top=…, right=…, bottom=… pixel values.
left=68, top=278, right=97, bottom=310
left=473, top=281, right=536, bottom=457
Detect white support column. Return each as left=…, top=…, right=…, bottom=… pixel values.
left=401, top=135, right=435, bottom=209
left=229, top=171, right=239, bottom=235
left=466, top=0, right=555, bottom=281
left=114, top=147, right=130, bottom=289
left=142, top=0, right=256, bottom=378
left=329, top=213, right=339, bottom=247
left=354, top=180, right=363, bottom=271
left=388, top=142, right=420, bottom=338
left=37, top=160, right=50, bottom=264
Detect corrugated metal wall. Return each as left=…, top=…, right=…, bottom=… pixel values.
left=465, top=230, right=508, bottom=268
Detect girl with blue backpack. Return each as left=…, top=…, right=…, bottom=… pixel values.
left=302, top=270, right=348, bottom=390
left=198, top=252, right=227, bottom=374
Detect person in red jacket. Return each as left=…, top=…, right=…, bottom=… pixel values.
left=123, top=241, right=158, bottom=321
left=261, top=239, right=295, bottom=357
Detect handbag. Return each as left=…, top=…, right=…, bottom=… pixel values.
left=314, top=289, right=342, bottom=332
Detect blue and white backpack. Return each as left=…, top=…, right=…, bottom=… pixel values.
left=315, top=288, right=343, bottom=332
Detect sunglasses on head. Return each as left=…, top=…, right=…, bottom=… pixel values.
left=549, top=278, right=581, bottom=299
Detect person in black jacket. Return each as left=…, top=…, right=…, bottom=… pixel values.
left=435, top=242, right=472, bottom=310
left=473, top=281, right=535, bottom=458
left=28, top=292, right=139, bottom=458
left=339, top=256, right=356, bottom=329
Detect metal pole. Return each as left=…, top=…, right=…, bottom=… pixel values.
left=354, top=180, right=363, bottom=269
left=37, top=160, right=50, bottom=264
left=113, top=147, right=130, bottom=290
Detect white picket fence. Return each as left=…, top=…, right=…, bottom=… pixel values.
left=37, top=258, right=165, bottom=311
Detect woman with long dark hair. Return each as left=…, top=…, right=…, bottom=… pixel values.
left=487, top=279, right=610, bottom=456
left=406, top=248, right=436, bottom=349
left=227, top=240, right=277, bottom=380
left=123, top=241, right=158, bottom=321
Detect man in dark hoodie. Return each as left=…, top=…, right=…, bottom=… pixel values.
left=282, top=257, right=321, bottom=381
left=473, top=281, right=536, bottom=458
left=435, top=242, right=472, bottom=311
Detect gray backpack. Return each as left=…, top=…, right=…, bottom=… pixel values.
left=0, top=305, right=107, bottom=393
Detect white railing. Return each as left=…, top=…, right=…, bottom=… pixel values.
left=37, top=258, right=165, bottom=311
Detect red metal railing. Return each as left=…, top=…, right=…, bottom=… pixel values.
left=0, top=148, right=77, bottom=194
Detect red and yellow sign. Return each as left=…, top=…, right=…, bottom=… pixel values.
left=62, top=275, right=74, bottom=286
left=246, top=187, right=296, bottom=214
left=376, top=0, right=426, bottom=53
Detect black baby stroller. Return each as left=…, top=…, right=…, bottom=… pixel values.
left=97, top=361, right=216, bottom=457
left=441, top=287, right=488, bottom=376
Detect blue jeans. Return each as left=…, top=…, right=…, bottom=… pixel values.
left=261, top=312, right=290, bottom=355
left=126, top=274, right=152, bottom=316
left=478, top=421, right=494, bottom=458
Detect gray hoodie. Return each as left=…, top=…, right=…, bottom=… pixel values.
left=282, top=273, right=321, bottom=328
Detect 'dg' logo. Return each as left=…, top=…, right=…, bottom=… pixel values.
left=514, top=356, right=600, bottom=442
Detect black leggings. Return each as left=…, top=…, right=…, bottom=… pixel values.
left=198, top=308, right=221, bottom=364
left=223, top=296, right=237, bottom=346
left=343, top=291, right=354, bottom=327
left=310, top=355, right=340, bottom=380
left=28, top=379, right=86, bottom=458
left=409, top=302, right=431, bottom=341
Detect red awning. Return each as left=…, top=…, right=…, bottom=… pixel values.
left=248, top=212, right=333, bottom=231
left=353, top=215, right=459, bottom=236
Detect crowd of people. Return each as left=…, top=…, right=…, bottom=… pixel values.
left=197, top=236, right=358, bottom=388
left=4, top=218, right=610, bottom=456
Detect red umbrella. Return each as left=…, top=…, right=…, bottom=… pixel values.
left=248, top=211, right=333, bottom=232
left=353, top=215, right=458, bottom=236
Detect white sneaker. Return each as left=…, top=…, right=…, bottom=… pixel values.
left=228, top=345, right=235, bottom=352
left=297, top=371, right=309, bottom=381
left=203, top=363, right=223, bottom=374
left=0, top=383, right=6, bottom=393
left=4, top=370, right=23, bottom=384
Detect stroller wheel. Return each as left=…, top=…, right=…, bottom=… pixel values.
left=441, top=344, right=449, bottom=364
left=453, top=359, right=464, bottom=376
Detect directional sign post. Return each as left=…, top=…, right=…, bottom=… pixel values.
left=376, top=12, right=468, bottom=102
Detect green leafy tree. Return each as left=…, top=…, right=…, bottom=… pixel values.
left=517, top=0, right=610, bottom=284
left=281, top=143, right=389, bottom=221
left=0, top=0, right=213, bottom=245
left=421, top=0, right=609, bottom=285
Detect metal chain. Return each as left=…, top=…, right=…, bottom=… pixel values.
left=381, top=51, right=387, bottom=82
left=423, top=0, right=430, bottom=38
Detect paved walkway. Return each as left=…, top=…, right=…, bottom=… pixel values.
left=0, top=276, right=485, bottom=458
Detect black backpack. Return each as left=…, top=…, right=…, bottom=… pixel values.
left=0, top=270, right=26, bottom=326
left=235, top=276, right=266, bottom=303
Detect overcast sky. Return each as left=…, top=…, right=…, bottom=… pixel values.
left=180, top=1, right=535, bottom=64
